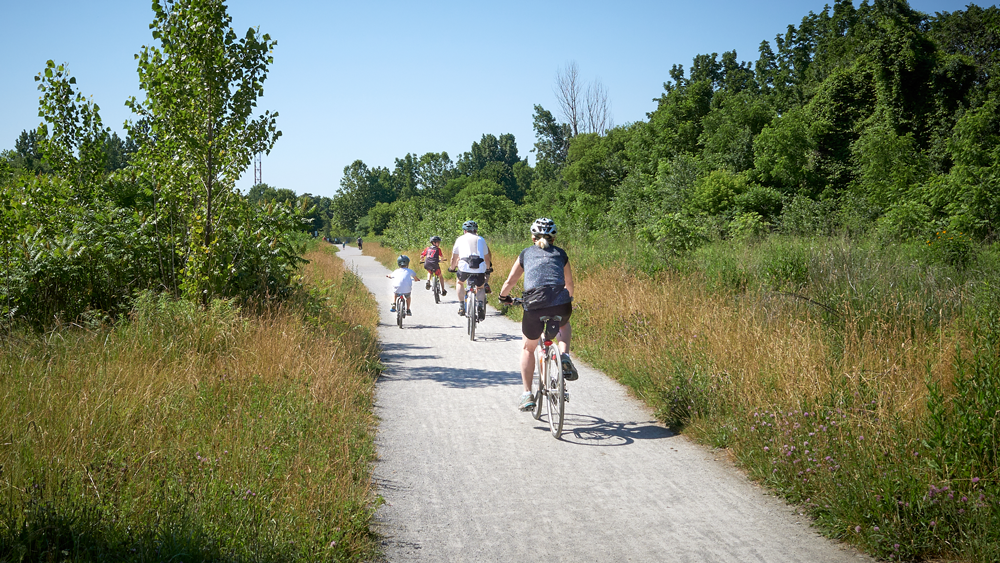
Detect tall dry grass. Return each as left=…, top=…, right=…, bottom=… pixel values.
left=0, top=242, right=382, bottom=562
left=572, top=265, right=961, bottom=421
left=483, top=238, right=998, bottom=562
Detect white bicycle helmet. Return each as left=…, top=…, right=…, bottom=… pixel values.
left=462, top=220, right=478, bottom=232
left=530, top=217, right=557, bottom=236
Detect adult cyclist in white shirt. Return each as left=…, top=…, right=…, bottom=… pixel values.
left=448, top=220, right=492, bottom=319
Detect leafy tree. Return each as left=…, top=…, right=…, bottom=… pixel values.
left=753, top=106, right=826, bottom=196
left=648, top=73, right=714, bottom=159
left=393, top=153, right=419, bottom=200
left=448, top=180, right=514, bottom=234
left=103, top=131, right=137, bottom=171
left=12, top=129, right=47, bottom=173
left=331, top=160, right=394, bottom=232
left=532, top=104, right=570, bottom=182
left=127, top=0, right=281, bottom=305
left=927, top=4, right=1000, bottom=103
left=414, top=151, right=455, bottom=200
left=34, top=61, right=111, bottom=195
left=700, top=91, right=773, bottom=172
left=562, top=130, right=628, bottom=202
left=851, top=122, right=929, bottom=208
left=690, top=169, right=750, bottom=217
left=456, top=133, right=525, bottom=203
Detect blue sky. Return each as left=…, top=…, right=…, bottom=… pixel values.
left=1, top=0, right=979, bottom=199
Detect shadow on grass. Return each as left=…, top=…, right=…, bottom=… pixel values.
left=0, top=499, right=370, bottom=563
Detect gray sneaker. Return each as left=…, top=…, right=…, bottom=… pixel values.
left=518, top=391, right=536, bottom=411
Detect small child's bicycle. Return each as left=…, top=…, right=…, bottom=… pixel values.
left=431, top=274, right=442, bottom=304
left=393, top=293, right=406, bottom=328
left=511, top=297, right=566, bottom=439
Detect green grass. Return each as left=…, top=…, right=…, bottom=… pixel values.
left=0, top=242, right=383, bottom=562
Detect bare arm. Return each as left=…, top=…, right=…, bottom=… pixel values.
left=499, top=260, right=524, bottom=297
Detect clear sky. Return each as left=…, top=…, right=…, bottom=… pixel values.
left=1, top=0, right=980, bottom=199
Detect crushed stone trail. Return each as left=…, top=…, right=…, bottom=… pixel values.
left=338, top=245, right=869, bottom=562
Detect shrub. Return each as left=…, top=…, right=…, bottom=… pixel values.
left=780, top=195, right=837, bottom=236
left=640, top=212, right=710, bottom=257
left=690, top=169, right=748, bottom=217
left=876, top=200, right=931, bottom=243
left=729, top=211, right=771, bottom=243
left=734, top=184, right=783, bottom=222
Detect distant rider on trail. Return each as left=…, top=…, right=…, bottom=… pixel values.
left=419, top=236, right=448, bottom=296
left=448, top=220, right=491, bottom=319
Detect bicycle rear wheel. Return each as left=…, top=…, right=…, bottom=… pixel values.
left=396, top=296, right=405, bottom=328
left=433, top=277, right=440, bottom=304
left=544, top=346, right=565, bottom=438
left=466, top=291, right=476, bottom=340
left=532, top=350, right=544, bottom=420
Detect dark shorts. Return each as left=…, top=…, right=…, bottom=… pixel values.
left=457, top=271, right=486, bottom=287
left=423, top=263, right=442, bottom=275
left=522, top=302, right=572, bottom=341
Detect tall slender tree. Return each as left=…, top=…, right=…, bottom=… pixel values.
left=127, top=0, right=281, bottom=305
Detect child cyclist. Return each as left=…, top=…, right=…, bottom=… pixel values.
left=419, top=236, right=448, bottom=295
left=386, top=255, right=420, bottom=316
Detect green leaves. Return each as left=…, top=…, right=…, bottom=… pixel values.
left=128, top=0, right=283, bottom=305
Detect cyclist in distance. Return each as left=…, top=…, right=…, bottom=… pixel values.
left=357, top=236, right=363, bottom=250
left=419, top=236, right=448, bottom=296
left=387, top=255, right=420, bottom=316
left=498, top=218, right=579, bottom=411
left=448, top=220, right=492, bottom=318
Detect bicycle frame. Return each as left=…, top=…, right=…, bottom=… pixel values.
left=510, top=297, right=566, bottom=438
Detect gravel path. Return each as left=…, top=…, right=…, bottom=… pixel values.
left=338, top=245, right=870, bottom=562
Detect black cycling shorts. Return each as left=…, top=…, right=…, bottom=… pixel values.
left=457, top=271, right=486, bottom=287
left=522, top=302, right=572, bottom=341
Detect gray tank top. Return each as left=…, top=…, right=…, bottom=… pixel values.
left=518, top=245, right=571, bottom=308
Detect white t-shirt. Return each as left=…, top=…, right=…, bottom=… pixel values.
left=452, top=232, right=489, bottom=273
left=389, top=268, right=417, bottom=294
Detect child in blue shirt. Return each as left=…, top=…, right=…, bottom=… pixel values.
left=386, top=255, right=420, bottom=316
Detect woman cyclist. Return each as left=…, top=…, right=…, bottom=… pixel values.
left=498, top=218, right=579, bottom=411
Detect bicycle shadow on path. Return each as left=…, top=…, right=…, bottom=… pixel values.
left=531, top=413, right=676, bottom=446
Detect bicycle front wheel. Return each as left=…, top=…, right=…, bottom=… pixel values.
left=544, top=346, right=565, bottom=438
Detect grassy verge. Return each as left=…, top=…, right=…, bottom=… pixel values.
left=567, top=238, right=1000, bottom=562
left=0, top=241, right=383, bottom=562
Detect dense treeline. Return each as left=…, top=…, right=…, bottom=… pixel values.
left=333, top=1, right=998, bottom=264
left=0, top=0, right=305, bottom=328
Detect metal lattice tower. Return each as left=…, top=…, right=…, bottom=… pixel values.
left=253, top=152, right=262, bottom=185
